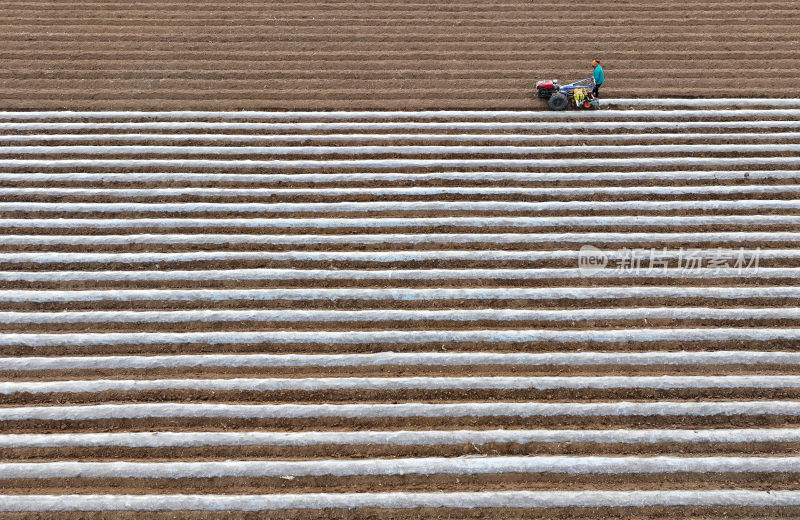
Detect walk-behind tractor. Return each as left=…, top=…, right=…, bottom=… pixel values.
left=535, top=77, right=599, bottom=110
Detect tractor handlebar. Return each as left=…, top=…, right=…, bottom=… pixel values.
left=564, top=78, right=595, bottom=87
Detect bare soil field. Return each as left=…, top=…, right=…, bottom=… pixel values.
left=0, top=0, right=798, bottom=109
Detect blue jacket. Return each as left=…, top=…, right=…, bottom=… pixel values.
left=593, top=65, right=604, bottom=85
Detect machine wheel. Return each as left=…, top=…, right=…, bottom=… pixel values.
left=547, top=93, right=568, bottom=111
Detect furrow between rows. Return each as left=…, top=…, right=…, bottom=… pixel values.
left=3, top=156, right=799, bottom=169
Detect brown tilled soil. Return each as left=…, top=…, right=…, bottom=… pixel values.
left=1, top=0, right=799, bottom=110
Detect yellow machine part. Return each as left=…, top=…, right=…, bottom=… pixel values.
left=573, top=88, right=585, bottom=102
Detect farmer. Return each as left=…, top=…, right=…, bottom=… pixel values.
left=592, top=59, right=604, bottom=98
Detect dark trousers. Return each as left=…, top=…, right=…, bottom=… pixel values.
left=592, top=82, right=603, bottom=98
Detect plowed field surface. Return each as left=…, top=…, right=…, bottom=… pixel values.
left=0, top=0, right=799, bottom=110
